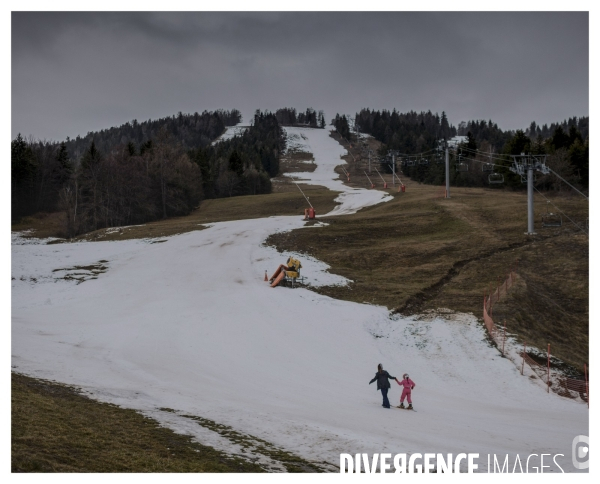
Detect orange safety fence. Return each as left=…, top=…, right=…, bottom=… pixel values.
left=483, top=264, right=589, bottom=406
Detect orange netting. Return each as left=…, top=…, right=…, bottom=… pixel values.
left=483, top=267, right=588, bottom=405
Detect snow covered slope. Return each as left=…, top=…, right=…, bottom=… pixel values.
left=211, top=123, right=249, bottom=145
left=282, top=127, right=392, bottom=216
left=12, top=128, right=587, bottom=472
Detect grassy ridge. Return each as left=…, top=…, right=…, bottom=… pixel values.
left=11, top=373, right=264, bottom=472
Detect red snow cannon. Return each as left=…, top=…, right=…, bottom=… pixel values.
left=303, top=207, right=316, bottom=220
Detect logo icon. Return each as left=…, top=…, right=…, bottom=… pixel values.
left=572, top=435, right=589, bottom=470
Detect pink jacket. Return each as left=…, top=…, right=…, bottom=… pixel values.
left=397, top=377, right=415, bottom=390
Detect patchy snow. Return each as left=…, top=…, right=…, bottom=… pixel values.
left=284, top=131, right=310, bottom=153
left=444, top=136, right=468, bottom=149
left=12, top=128, right=587, bottom=472
left=11, top=230, right=64, bottom=246
left=282, top=127, right=393, bottom=217
left=212, top=123, right=249, bottom=145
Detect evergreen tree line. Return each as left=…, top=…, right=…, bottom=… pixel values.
left=332, top=114, right=351, bottom=140
left=395, top=127, right=588, bottom=190
left=188, top=110, right=284, bottom=200
left=275, top=107, right=326, bottom=128
left=354, top=109, right=457, bottom=153
left=63, top=109, right=242, bottom=163
left=11, top=110, right=240, bottom=225
left=11, top=135, right=73, bottom=222
left=524, top=116, right=588, bottom=141
left=11, top=110, right=284, bottom=237
left=343, top=108, right=588, bottom=191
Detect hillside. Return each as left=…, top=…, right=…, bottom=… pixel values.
left=12, top=127, right=587, bottom=472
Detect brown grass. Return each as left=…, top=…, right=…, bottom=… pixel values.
left=267, top=178, right=588, bottom=371
left=11, top=373, right=265, bottom=472
left=13, top=183, right=339, bottom=243
left=11, top=212, right=68, bottom=239
left=278, top=148, right=317, bottom=174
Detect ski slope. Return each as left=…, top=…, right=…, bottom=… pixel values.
left=12, top=127, right=587, bottom=472
left=211, top=123, right=249, bottom=145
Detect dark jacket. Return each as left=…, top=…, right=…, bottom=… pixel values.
left=369, top=370, right=396, bottom=390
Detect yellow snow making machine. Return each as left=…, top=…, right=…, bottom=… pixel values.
left=268, top=257, right=305, bottom=288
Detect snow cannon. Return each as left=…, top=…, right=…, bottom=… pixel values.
left=268, top=257, right=305, bottom=288
left=303, top=207, right=316, bottom=220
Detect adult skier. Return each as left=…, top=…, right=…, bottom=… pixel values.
left=395, top=373, right=416, bottom=409
left=369, top=364, right=396, bottom=409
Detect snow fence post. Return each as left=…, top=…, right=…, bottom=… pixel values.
left=502, top=320, right=506, bottom=356
left=521, top=342, right=526, bottom=375
left=585, top=363, right=589, bottom=408
left=547, top=344, right=551, bottom=393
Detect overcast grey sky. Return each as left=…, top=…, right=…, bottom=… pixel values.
left=12, top=11, right=588, bottom=141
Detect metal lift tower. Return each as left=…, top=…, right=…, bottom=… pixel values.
left=509, top=154, right=550, bottom=235
left=388, top=150, right=400, bottom=187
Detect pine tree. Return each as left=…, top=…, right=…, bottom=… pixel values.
left=11, top=133, right=37, bottom=220
left=54, top=142, right=73, bottom=188
left=229, top=150, right=244, bottom=176
left=127, top=141, right=137, bottom=157
left=440, top=112, right=450, bottom=139
left=551, top=126, right=569, bottom=150
left=504, top=130, right=531, bottom=155
left=466, top=131, right=477, bottom=152
left=81, top=140, right=101, bottom=170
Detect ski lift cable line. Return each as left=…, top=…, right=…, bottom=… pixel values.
left=547, top=168, right=589, bottom=200
left=441, top=152, right=586, bottom=228
left=533, top=186, right=588, bottom=237
left=457, top=146, right=520, bottom=162
left=459, top=147, right=589, bottom=201
left=392, top=148, right=439, bottom=157
left=459, top=146, right=515, bottom=162
left=291, top=176, right=313, bottom=209
left=461, top=146, right=582, bottom=171
left=382, top=147, right=439, bottom=158
left=458, top=155, right=503, bottom=169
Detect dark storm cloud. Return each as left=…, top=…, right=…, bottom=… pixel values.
left=12, top=11, right=588, bottom=141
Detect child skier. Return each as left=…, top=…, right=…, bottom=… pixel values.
left=395, top=373, right=416, bottom=409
